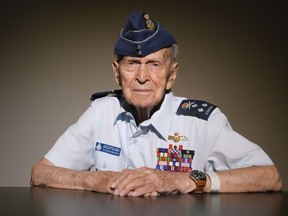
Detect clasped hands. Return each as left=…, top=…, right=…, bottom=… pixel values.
left=107, top=167, right=194, bottom=197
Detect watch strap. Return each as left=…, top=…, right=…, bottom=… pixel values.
left=189, top=177, right=206, bottom=193
left=189, top=170, right=207, bottom=193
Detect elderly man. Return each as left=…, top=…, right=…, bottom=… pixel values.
left=31, top=12, right=282, bottom=196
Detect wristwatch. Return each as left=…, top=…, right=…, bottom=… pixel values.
left=189, top=170, right=207, bottom=193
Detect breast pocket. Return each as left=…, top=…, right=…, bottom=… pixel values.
left=93, top=142, right=127, bottom=171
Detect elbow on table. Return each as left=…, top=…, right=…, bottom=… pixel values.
left=269, top=165, right=283, bottom=192
left=30, top=158, right=52, bottom=187
left=30, top=162, right=43, bottom=187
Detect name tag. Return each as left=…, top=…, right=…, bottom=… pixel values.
left=95, top=142, right=121, bottom=156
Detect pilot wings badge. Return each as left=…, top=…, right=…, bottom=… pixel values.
left=168, top=132, right=188, bottom=142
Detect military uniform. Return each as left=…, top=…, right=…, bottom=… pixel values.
left=45, top=91, right=273, bottom=172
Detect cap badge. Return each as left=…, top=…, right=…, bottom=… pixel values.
left=143, top=13, right=155, bottom=30
left=168, top=132, right=188, bottom=142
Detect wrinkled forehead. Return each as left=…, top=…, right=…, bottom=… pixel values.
left=119, top=47, right=172, bottom=62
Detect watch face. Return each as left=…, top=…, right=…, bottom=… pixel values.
left=191, top=170, right=206, bottom=181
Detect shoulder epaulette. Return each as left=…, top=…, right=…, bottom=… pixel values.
left=90, top=89, right=122, bottom=101
left=176, top=99, right=217, bottom=121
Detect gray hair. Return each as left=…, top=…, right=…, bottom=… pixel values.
left=170, top=44, right=179, bottom=60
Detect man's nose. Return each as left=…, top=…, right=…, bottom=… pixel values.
left=136, top=64, right=149, bottom=84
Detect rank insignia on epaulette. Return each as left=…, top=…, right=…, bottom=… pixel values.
left=177, top=100, right=217, bottom=121
left=168, top=132, right=188, bottom=142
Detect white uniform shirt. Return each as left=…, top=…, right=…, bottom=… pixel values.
left=45, top=91, right=273, bottom=172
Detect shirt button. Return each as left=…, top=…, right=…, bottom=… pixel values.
left=133, top=139, right=138, bottom=144
left=102, top=163, right=106, bottom=169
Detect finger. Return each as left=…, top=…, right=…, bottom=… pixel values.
left=110, top=169, right=133, bottom=189
left=143, top=191, right=159, bottom=197
left=115, top=172, right=148, bottom=196
left=115, top=168, right=159, bottom=196
left=130, top=183, right=155, bottom=197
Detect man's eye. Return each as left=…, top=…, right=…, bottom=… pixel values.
left=148, top=62, right=160, bottom=67
left=124, top=61, right=139, bottom=71
left=126, top=61, right=139, bottom=66
left=147, top=62, right=161, bottom=71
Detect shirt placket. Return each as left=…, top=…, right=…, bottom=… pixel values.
left=127, top=125, right=149, bottom=169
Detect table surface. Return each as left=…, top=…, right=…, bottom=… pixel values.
left=0, top=187, right=287, bottom=216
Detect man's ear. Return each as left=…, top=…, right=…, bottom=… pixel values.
left=112, top=61, right=120, bottom=85
left=166, top=62, right=178, bottom=90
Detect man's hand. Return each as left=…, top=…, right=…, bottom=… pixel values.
left=109, top=167, right=195, bottom=197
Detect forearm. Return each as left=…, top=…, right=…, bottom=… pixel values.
left=212, top=165, right=283, bottom=193
left=30, top=158, right=115, bottom=193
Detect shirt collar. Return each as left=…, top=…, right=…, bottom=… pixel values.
left=148, top=91, right=176, bottom=141
left=114, top=91, right=177, bottom=141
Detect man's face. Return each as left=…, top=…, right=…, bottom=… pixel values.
left=112, top=48, right=178, bottom=111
